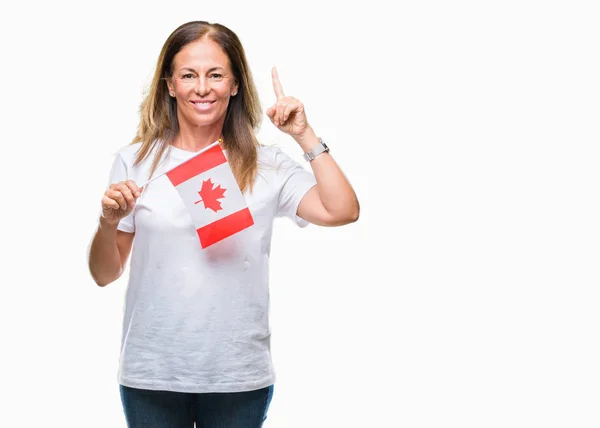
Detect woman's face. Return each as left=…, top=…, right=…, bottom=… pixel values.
left=167, top=37, right=238, bottom=132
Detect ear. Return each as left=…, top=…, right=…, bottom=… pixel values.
left=231, top=81, right=239, bottom=97
left=166, top=79, right=175, bottom=97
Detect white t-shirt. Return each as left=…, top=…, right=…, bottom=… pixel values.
left=106, top=142, right=316, bottom=393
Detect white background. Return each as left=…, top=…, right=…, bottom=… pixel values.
left=0, top=0, right=598, bottom=427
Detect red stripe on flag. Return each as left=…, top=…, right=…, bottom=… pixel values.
left=197, top=208, right=254, bottom=248
left=166, top=145, right=227, bottom=186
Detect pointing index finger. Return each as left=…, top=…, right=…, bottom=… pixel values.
left=271, top=66, right=285, bottom=100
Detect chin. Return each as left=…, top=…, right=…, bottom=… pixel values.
left=180, top=113, right=218, bottom=128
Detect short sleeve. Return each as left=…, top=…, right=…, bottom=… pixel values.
left=274, top=149, right=317, bottom=227
left=106, top=152, right=135, bottom=233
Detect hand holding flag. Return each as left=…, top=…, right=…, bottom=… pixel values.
left=101, top=180, right=143, bottom=225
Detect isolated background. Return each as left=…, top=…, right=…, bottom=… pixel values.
left=0, top=0, right=598, bottom=427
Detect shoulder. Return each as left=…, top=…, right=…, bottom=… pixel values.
left=113, top=142, right=144, bottom=166
left=257, top=144, right=304, bottom=170
left=257, top=144, right=282, bottom=163
left=254, top=144, right=314, bottom=192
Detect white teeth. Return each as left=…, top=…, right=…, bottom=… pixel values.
left=194, top=102, right=212, bottom=105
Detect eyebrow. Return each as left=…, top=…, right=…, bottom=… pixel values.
left=178, top=67, right=225, bottom=73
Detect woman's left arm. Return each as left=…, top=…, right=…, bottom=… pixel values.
left=266, top=67, right=360, bottom=227
left=293, top=127, right=359, bottom=226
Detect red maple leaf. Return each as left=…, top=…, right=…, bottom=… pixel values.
left=194, top=179, right=226, bottom=212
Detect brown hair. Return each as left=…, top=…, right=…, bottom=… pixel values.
left=131, top=21, right=262, bottom=191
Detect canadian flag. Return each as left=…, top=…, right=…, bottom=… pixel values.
left=165, top=143, right=254, bottom=248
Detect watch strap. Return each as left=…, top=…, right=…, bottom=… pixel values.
left=303, top=138, right=329, bottom=162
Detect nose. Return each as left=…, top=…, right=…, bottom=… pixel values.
left=195, top=77, right=210, bottom=96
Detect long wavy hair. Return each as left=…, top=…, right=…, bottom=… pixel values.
left=131, top=21, right=262, bottom=192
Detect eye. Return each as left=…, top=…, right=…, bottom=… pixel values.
left=209, top=73, right=223, bottom=80
left=181, top=73, right=195, bottom=79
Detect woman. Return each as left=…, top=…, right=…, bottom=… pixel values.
left=88, top=20, right=359, bottom=428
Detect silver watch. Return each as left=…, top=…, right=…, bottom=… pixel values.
left=303, top=138, right=329, bottom=162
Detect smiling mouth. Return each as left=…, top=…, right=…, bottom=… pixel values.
left=191, top=100, right=216, bottom=111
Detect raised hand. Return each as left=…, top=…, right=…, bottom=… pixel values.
left=265, top=66, right=309, bottom=138
left=101, top=180, right=142, bottom=225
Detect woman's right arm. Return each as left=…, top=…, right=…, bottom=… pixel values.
left=89, top=223, right=134, bottom=286
left=88, top=180, right=142, bottom=287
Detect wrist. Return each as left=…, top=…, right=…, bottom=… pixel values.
left=293, top=126, right=319, bottom=152
left=304, top=137, right=329, bottom=162
left=99, top=215, right=119, bottom=230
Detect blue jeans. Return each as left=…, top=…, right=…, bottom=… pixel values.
left=119, top=384, right=274, bottom=428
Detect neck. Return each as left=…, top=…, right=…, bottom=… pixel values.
left=172, top=121, right=224, bottom=152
